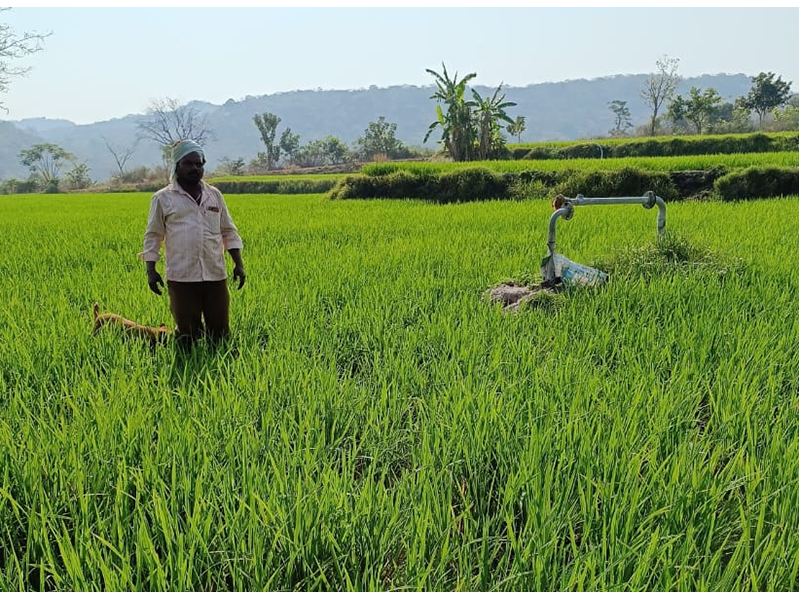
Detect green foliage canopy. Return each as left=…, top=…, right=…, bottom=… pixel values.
left=424, top=62, right=478, bottom=162
left=65, top=162, right=93, bottom=190
left=668, top=87, right=724, bottom=135
left=741, top=71, right=794, bottom=128
left=424, top=63, right=516, bottom=162
left=356, top=116, right=408, bottom=160
left=253, top=112, right=282, bottom=170
left=472, top=85, right=515, bottom=160
left=608, top=100, right=633, bottom=137
left=18, top=143, right=75, bottom=184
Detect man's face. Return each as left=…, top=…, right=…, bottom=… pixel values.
left=176, top=151, right=205, bottom=186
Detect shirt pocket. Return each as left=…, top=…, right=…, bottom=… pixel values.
left=203, top=207, right=221, bottom=234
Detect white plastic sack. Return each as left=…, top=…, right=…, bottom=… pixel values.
left=540, top=253, right=608, bottom=287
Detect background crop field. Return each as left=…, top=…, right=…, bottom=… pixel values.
left=208, top=174, right=344, bottom=183
left=508, top=131, right=799, bottom=150
left=0, top=192, right=797, bottom=591
left=360, top=151, right=799, bottom=175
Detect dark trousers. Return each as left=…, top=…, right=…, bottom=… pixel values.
left=167, top=280, right=230, bottom=348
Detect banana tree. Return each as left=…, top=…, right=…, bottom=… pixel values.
left=472, top=84, right=516, bottom=160
left=423, top=63, right=477, bottom=162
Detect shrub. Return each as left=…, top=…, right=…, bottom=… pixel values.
left=510, top=147, right=532, bottom=160
left=330, top=163, right=795, bottom=203
left=0, top=178, right=40, bottom=194
left=438, top=168, right=507, bottom=202
left=330, top=168, right=510, bottom=202
left=43, top=179, right=61, bottom=194
left=523, top=147, right=559, bottom=160
left=329, top=174, right=384, bottom=200
left=556, top=167, right=679, bottom=200
left=612, top=139, right=666, bottom=158
left=562, top=143, right=610, bottom=159
left=713, top=166, right=799, bottom=201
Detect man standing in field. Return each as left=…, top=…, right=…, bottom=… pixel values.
left=141, top=139, right=246, bottom=350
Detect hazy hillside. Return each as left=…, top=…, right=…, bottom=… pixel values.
left=0, top=73, right=756, bottom=181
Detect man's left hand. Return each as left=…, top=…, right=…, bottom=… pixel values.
left=232, top=264, right=246, bottom=289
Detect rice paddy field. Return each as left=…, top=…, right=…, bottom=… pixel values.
left=508, top=130, right=798, bottom=150
left=208, top=173, right=343, bottom=183
left=0, top=188, right=797, bottom=591
left=361, top=151, right=799, bottom=175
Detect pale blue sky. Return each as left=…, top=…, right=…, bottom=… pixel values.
left=2, top=6, right=798, bottom=124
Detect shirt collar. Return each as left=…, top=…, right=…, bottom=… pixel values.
left=170, top=179, right=206, bottom=196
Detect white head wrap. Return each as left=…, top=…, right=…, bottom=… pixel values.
left=171, top=139, right=204, bottom=180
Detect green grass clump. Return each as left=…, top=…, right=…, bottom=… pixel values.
left=0, top=193, right=797, bottom=591
left=594, top=232, right=746, bottom=280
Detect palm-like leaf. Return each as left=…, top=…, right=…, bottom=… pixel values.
left=471, top=84, right=517, bottom=159
left=425, top=63, right=478, bottom=161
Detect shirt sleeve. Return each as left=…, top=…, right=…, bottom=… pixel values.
left=218, top=192, right=244, bottom=251
left=139, top=192, right=166, bottom=261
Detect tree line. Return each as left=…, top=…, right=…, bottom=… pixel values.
left=610, top=56, right=796, bottom=138
left=0, top=8, right=796, bottom=193
left=0, top=109, right=427, bottom=193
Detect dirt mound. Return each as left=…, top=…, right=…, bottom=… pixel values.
left=485, top=281, right=558, bottom=313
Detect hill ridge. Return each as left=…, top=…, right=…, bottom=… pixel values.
left=0, top=73, right=757, bottom=180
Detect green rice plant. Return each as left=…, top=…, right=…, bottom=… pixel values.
left=0, top=192, right=796, bottom=591
left=208, top=174, right=345, bottom=183
left=207, top=174, right=344, bottom=195
left=593, top=231, right=745, bottom=280
left=509, top=131, right=798, bottom=156
left=361, top=152, right=798, bottom=176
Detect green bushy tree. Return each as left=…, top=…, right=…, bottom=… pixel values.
left=668, top=87, right=724, bottom=134
left=294, top=136, right=351, bottom=167
left=18, top=143, right=75, bottom=185
left=608, top=100, right=633, bottom=137
left=65, top=162, right=93, bottom=190
left=279, top=129, right=301, bottom=166
left=253, top=112, right=282, bottom=170
left=741, top=72, right=794, bottom=129
left=356, top=116, right=408, bottom=161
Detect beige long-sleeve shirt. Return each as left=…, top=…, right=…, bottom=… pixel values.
left=140, top=181, right=243, bottom=282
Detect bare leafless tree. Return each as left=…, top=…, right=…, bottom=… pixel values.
left=103, top=136, right=140, bottom=177
left=1, top=8, right=51, bottom=110
left=640, top=55, right=681, bottom=136
left=137, top=97, right=213, bottom=148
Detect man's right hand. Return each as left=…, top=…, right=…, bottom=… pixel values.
left=147, top=267, right=165, bottom=295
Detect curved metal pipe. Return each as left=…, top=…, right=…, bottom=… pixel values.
left=546, top=191, right=666, bottom=257
left=547, top=206, right=572, bottom=257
